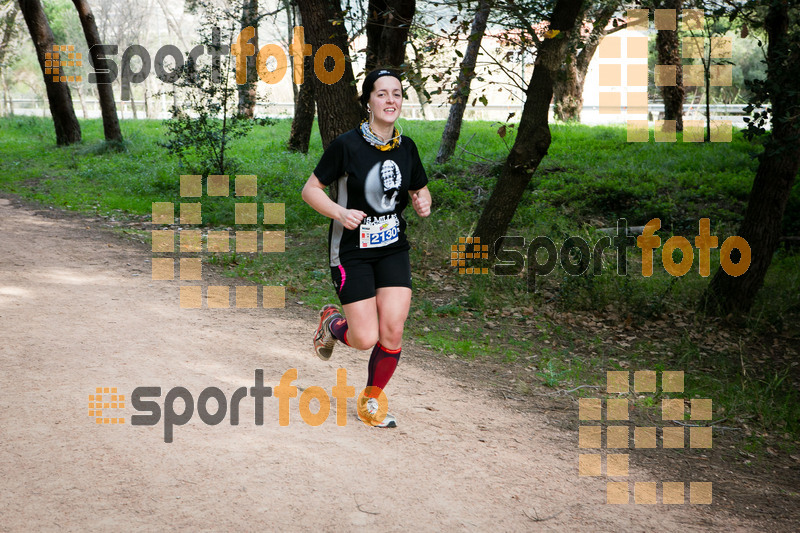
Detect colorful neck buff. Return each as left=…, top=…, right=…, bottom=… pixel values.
left=360, top=119, right=402, bottom=151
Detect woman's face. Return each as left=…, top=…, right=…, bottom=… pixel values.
left=368, top=76, right=403, bottom=127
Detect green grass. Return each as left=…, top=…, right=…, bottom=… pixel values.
left=0, top=116, right=324, bottom=227
left=2, top=115, right=799, bottom=444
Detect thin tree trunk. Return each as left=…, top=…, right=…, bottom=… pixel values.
left=288, top=52, right=315, bottom=152
left=656, top=0, right=683, bottom=131
left=1, top=71, right=9, bottom=116
left=72, top=0, right=123, bottom=141
left=364, top=0, right=416, bottom=71
left=0, top=3, right=17, bottom=60
left=435, top=0, right=491, bottom=163
left=553, top=2, right=618, bottom=122
left=404, top=34, right=432, bottom=119
left=705, top=57, right=711, bottom=142
left=286, top=0, right=298, bottom=103
left=406, top=55, right=432, bottom=119
left=156, top=0, right=188, bottom=50
left=412, top=88, right=431, bottom=119
left=0, top=2, right=19, bottom=116
left=295, top=0, right=362, bottom=148
left=287, top=0, right=313, bottom=152
left=700, top=0, right=800, bottom=314
left=18, top=0, right=81, bottom=145
left=144, top=86, right=151, bottom=118
left=473, top=0, right=584, bottom=248
left=172, top=91, right=181, bottom=118
left=77, top=84, right=87, bottom=118
left=237, top=0, right=258, bottom=118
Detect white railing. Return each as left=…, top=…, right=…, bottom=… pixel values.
left=1, top=98, right=754, bottom=127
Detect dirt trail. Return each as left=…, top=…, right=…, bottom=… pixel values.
left=0, top=198, right=757, bottom=531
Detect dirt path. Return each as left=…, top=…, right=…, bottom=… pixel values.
left=0, top=198, right=758, bottom=531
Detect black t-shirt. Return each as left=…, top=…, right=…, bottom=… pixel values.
left=313, top=129, right=428, bottom=266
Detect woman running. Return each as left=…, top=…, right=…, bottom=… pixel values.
left=301, top=68, right=432, bottom=428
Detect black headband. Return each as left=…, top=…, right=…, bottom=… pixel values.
left=360, top=69, right=402, bottom=107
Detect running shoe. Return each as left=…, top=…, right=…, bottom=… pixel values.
left=357, top=396, right=397, bottom=428
left=313, top=304, right=342, bottom=361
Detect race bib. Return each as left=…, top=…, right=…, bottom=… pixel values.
left=359, top=217, right=399, bottom=248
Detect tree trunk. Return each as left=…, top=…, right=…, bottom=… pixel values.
left=552, top=2, right=618, bottom=122
left=705, top=60, right=710, bottom=142
left=552, top=60, right=582, bottom=121
left=700, top=1, right=800, bottom=315
left=473, top=0, right=584, bottom=248
left=364, top=0, right=416, bottom=71
left=655, top=0, right=683, bottom=131
left=295, top=0, right=362, bottom=148
left=0, top=2, right=19, bottom=114
left=1, top=73, right=7, bottom=115
left=405, top=36, right=433, bottom=119
left=407, top=64, right=432, bottom=119
left=77, top=84, right=87, bottom=118
left=288, top=52, right=315, bottom=152
left=72, top=0, right=123, bottom=142
left=288, top=3, right=314, bottom=152
left=172, top=91, right=181, bottom=118
left=237, top=0, right=258, bottom=118
left=18, top=0, right=81, bottom=145
left=435, top=0, right=491, bottom=163
left=286, top=0, right=298, bottom=103
left=1, top=70, right=11, bottom=116
left=144, top=86, right=151, bottom=118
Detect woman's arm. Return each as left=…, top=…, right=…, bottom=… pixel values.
left=409, top=185, right=431, bottom=217
left=301, top=173, right=367, bottom=230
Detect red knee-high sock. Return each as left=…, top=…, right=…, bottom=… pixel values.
left=329, top=317, right=352, bottom=347
left=366, top=342, right=401, bottom=398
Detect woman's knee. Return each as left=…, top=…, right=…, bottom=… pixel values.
left=379, top=322, right=405, bottom=348
left=347, top=327, right=379, bottom=350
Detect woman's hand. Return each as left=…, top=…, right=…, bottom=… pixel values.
left=302, top=174, right=367, bottom=229
left=411, top=191, right=431, bottom=217
left=338, top=207, right=367, bottom=230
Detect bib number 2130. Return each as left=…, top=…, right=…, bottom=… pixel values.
left=359, top=219, right=399, bottom=248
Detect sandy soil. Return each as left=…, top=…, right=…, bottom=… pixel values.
left=0, top=197, right=760, bottom=531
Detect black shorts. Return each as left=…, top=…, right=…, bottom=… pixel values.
left=331, top=249, right=412, bottom=305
